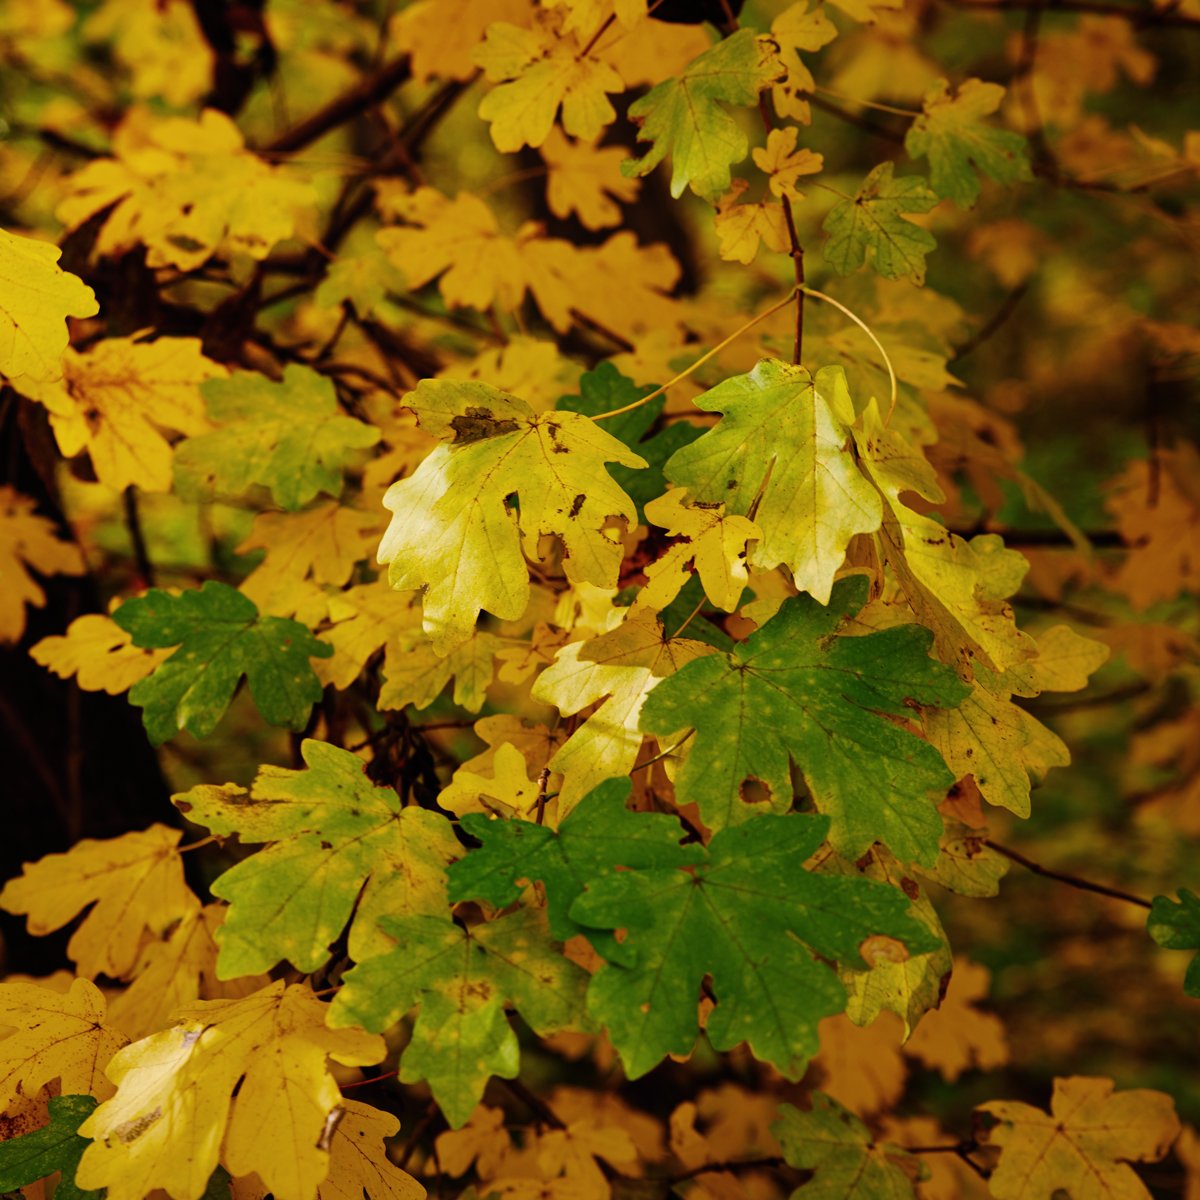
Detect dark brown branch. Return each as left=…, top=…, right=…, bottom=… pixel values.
left=951, top=281, right=1031, bottom=361
left=500, top=1077, right=566, bottom=1129
left=122, top=486, right=155, bottom=588
left=264, top=54, right=412, bottom=154
left=807, top=94, right=906, bottom=143
left=947, top=526, right=1124, bottom=548
left=666, top=1158, right=785, bottom=1183
left=985, top=840, right=1153, bottom=909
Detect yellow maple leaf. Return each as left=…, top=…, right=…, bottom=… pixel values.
left=854, top=399, right=1035, bottom=672
left=474, top=11, right=625, bottom=152
left=904, top=958, right=1008, bottom=1081
left=532, top=607, right=713, bottom=812
left=0, top=823, right=197, bottom=980
left=0, top=487, right=85, bottom=643
left=535, top=1118, right=638, bottom=1193
left=0, top=227, right=98, bottom=386
left=813, top=1012, right=907, bottom=1117
left=978, top=1076, right=1180, bottom=1200
left=316, top=579, right=424, bottom=691
left=437, top=337, right=582, bottom=412
left=379, top=627, right=508, bottom=712
left=751, top=126, right=824, bottom=199
left=713, top=179, right=791, bottom=266
left=18, top=336, right=225, bottom=493
left=542, top=128, right=640, bottom=230
left=107, top=904, right=268, bottom=1040
left=379, top=378, right=646, bottom=651
left=76, top=982, right=385, bottom=1200
left=769, top=2, right=837, bottom=124
left=437, top=1105, right=514, bottom=1179
left=389, top=0, right=529, bottom=84
left=237, top=502, right=382, bottom=620
left=309, top=1099, right=425, bottom=1200
left=637, top=489, right=761, bottom=612
left=30, top=612, right=170, bottom=695
left=84, top=0, right=214, bottom=107
left=438, top=742, right=546, bottom=821
left=0, top=978, right=129, bottom=1110
left=57, top=108, right=317, bottom=271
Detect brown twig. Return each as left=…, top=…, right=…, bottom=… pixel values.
left=666, top=1157, right=785, bottom=1183
left=985, top=840, right=1153, bottom=909
left=123, top=486, right=155, bottom=589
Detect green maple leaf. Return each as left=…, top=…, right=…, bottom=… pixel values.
left=114, top=581, right=332, bottom=744
left=556, top=361, right=701, bottom=519
left=638, top=575, right=968, bottom=862
left=1148, top=889, right=1200, bottom=997
left=623, top=29, right=785, bottom=201
left=664, top=359, right=882, bottom=604
left=329, top=907, right=590, bottom=1128
left=448, top=778, right=696, bottom=947
left=823, top=162, right=939, bottom=284
left=569, top=812, right=939, bottom=1079
left=773, top=1096, right=918, bottom=1200
left=905, top=78, right=1031, bottom=209
left=174, top=738, right=460, bottom=976
left=378, top=377, right=646, bottom=653
left=174, top=363, right=379, bottom=511
left=0, top=1094, right=99, bottom=1200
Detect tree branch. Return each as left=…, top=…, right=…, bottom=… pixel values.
left=985, top=840, right=1153, bottom=909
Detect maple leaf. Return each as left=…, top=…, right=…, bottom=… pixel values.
left=769, top=3, right=838, bottom=124
left=0, top=1093, right=98, bottom=1200
left=237, top=503, right=382, bottom=620
left=663, top=360, right=882, bottom=603
left=637, top=489, right=760, bottom=612
left=107, top=904, right=266, bottom=1040
left=437, top=742, right=544, bottom=820
left=542, top=129, right=640, bottom=230
left=713, top=179, right=791, bottom=265
left=0, top=228, right=98, bottom=386
left=30, top=613, right=170, bottom=695
left=623, top=29, right=785, bottom=200
left=390, top=0, right=529, bottom=83
left=555, top=362, right=701, bottom=519
left=532, top=607, right=714, bottom=812
left=977, top=1077, right=1180, bottom=1200
left=823, top=163, right=939, bottom=284
left=378, top=377, right=646, bottom=652
left=569, top=810, right=938, bottom=1078
left=852, top=399, right=1035, bottom=672
left=378, top=627, right=507, bottom=714
left=905, top=79, right=1031, bottom=208
left=436, top=1106, right=513, bottom=1178
left=904, top=957, right=1007, bottom=1081
left=174, top=739, right=460, bottom=975
left=329, top=907, right=591, bottom=1128
left=640, top=575, right=967, bottom=859
left=449, top=778, right=693, bottom=944
left=57, top=108, right=317, bottom=271
left=315, top=580, right=423, bottom=691
left=17, top=336, right=225, bottom=493
left=752, top=126, right=825, bottom=199
left=0, top=487, right=85, bottom=643
left=773, top=1095, right=917, bottom=1200
left=174, top=365, right=380, bottom=512
left=314, top=1099, right=425, bottom=1200
left=813, top=1013, right=907, bottom=1117
left=76, top=982, right=385, bottom=1200
left=113, top=581, right=333, bottom=744
left=474, top=12, right=625, bottom=152
left=924, top=675, right=1068, bottom=818
left=0, top=979, right=128, bottom=1109
left=1148, top=889, right=1200, bottom=996
left=0, top=823, right=196, bottom=979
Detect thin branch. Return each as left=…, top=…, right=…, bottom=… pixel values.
left=985, top=840, right=1153, bottom=909
left=123, top=486, right=155, bottom=588
left=808, top=93, right=905, bottom=143
left=264, top=54, right=412, bottom=154
left=951, top=281, right=1031, bottom=361
left=666, top=1157, right=785, bottom=1183
left=500, top=1077, right=566, bottom=1129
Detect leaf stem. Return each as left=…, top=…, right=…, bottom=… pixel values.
left=800, top=286, right=898, bottom=421
left=588, top=287, right=802, bottom=421
left=985, top=839, right=1153, bottom=909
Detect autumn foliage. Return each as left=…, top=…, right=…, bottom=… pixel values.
left=0, top=0, right=1198, bottom=1198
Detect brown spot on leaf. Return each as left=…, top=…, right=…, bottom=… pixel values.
left=450, top=407, right=520, bottom=444
left=859, top=935, right=910, bottom=967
